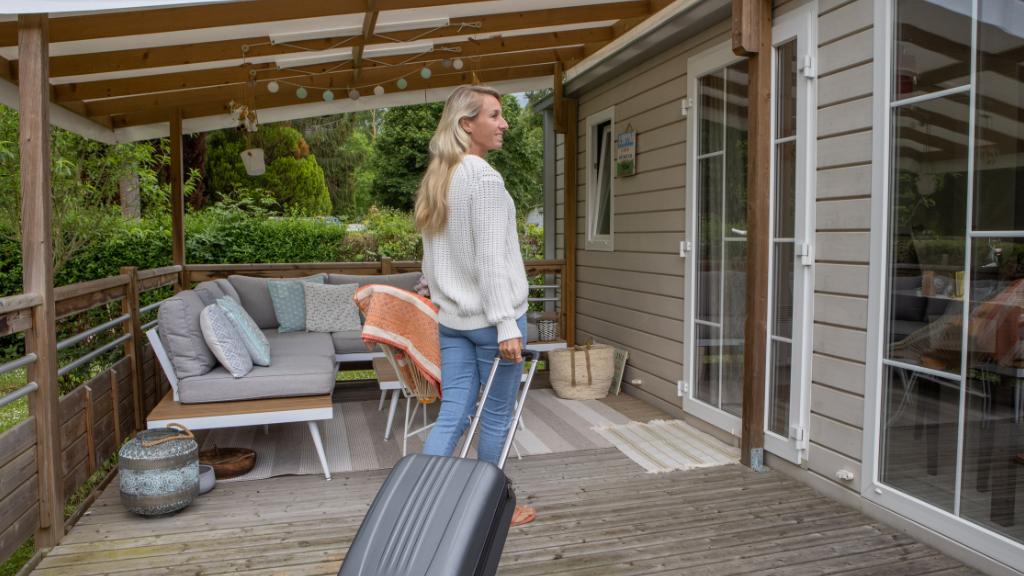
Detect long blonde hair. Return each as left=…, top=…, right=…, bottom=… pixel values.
left=415, top=85, right=501, bottom=234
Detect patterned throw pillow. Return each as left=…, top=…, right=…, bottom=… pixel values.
left=216, top=297, right=271, bottom=366
left=305, top=283, right=361, bottom=333
left=268, top=274, right=326, bottom=333
left=199, top=305, right=253, bottom=378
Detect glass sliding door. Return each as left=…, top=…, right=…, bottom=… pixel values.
left=686, top=42, right=749, bottom=430
left=877, top=0, right=1024, bottom=559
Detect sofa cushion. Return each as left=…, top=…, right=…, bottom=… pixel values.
left=331, top=329, right=367, bottom=355
left=217, top=296, right=271, bottom=366
left=327, top=272, right=421, bottom=292
left=157, top=290, right=217, bottom=379
left=269, top=275, right=326, bottom=333
left=176, top=354, right=335, bottom=403
left=264, top=330, right=335, bottom=357
left=228, top=275, right=279, bottom=329
left=194, top=281, right=227, bottom=306
left=214, top=278, right=241, bottom=303
left=305, top=283, right=361, bottom=333
left=200, top=305, right=253, bottom=378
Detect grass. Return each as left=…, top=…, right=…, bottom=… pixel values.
left=0, top=368, right=28, bottom=435
left=0, top=539, right=33, bottom=576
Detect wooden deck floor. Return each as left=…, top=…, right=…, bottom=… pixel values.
left=30, top=392, right=985, bottom=575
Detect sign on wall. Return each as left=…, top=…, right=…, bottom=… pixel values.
left=615, top=127, right=636, bottom=177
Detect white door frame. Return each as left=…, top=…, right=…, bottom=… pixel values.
left=763, top=2, right=817, bottom=465
left=684, top=40, right=748, bottom=436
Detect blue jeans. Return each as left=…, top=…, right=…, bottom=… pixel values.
left=422, top=315, right=527, bottom=465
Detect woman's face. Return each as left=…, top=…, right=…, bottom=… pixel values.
left=461, top=94, right=508, bottom=155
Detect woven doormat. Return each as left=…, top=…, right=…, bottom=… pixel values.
left=593, top=419, right=740, bottom=473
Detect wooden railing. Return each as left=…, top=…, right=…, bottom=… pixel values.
left=0, top=258, right=566, bottom=564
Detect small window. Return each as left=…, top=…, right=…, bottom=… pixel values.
left=586, top=107, right=614, bottom=251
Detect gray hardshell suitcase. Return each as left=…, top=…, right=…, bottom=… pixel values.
left=339, top=352, right=539, bottom=576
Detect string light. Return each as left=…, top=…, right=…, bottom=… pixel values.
left=420, top=66, right=432, bottom=79
left=349, top=89, right=360, bottom=101
left=267, top=81, right=280, bottom=93
left=296, top=86, right=308, bottom=99
left=452, top=58, right=464, bottom=70
left=373, top=85, right=385, bottom=96
left=323, top=89, right=335, bottom=102
left=396, top=78, right=408, bottom=90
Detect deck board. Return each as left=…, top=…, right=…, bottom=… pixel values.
left=31, top=393, right=985, bottom=576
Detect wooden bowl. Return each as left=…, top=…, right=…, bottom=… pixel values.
left=199, top=447, right=256, bottom=479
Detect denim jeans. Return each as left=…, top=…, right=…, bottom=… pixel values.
left=421, top=314, right=527, bottom=465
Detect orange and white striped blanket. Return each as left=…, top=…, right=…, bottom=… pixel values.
left=354, top=284, right=442, bottom=395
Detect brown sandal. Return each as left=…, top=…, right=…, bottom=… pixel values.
left=511, top=504, right=536, bottom=527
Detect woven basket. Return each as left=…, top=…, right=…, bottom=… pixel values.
left=549, top=343, right=615, bottom=400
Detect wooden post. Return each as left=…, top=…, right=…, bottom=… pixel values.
left=735, top=0, right=772, bottom=470
left=120, top=266, right=145, bottom=431
left=110, top=369, right=122, bottom=447
left=18, top=14, right=64, bottom=549
left=381, top=256, right=393, bottom=275
left=170, top=109, right=186, bottom=291
left=553, top=62, right=566, bottom=134
left=561, top=99, right=578, bottom=347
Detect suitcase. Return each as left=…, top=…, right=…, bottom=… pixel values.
left=339, top=351, right=540, bottom=576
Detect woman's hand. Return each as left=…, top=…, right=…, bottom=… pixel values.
left=499, top=338, right=523, bottom=363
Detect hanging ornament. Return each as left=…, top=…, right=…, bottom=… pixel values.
left=420, top=66, right=432, bottom=79
left=323, top=89, right=335, bottom=102
left=471, top=71, right=481, bottom=85
left=452, top=58, right=464, bottom=70
left=267, top=81, right=280, bottom=94
left=396, top=77, right=408, bottom=90
left=373, top=85, right=385, bottom=96
left=296, top=86, right=308, bottom=99
left=349, top=89, right=360, bottom=101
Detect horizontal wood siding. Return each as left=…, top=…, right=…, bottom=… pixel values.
left=809, top=0, right=874, bottom=493
left=570, top=18, right=732, bottom=409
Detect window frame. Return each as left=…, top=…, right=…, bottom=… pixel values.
left=585, top=106, right=615, bottom=252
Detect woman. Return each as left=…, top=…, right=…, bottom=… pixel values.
left=416, top=85, right=535, bottom=527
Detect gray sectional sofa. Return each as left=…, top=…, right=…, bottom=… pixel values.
left=155, top=272, right=421, bottom=404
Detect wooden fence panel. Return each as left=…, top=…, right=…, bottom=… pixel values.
left=0, top=417, right=38, bottom=561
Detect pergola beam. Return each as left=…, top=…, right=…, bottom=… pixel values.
left=352, top=1, right=380, bottom=85
left=88, top=49, right=579, bottom=121
left=54, top=28, right=609, bottom=104
left=17, top=13, right=64, bottom=550
left=44, top=2, right=645, bottom=78
left=114, top=62, right=555, bottom=129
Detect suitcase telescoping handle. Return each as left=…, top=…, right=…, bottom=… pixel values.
left=459, top=350, right=540, bottom=470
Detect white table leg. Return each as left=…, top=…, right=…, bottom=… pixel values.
left=307, top=421, right=331, bottom=480
left=385, top=390, right=399, bottom=441
left=378, top=390, right=386, bottom=411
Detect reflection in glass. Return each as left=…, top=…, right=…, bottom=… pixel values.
left=972, top=0, right=1024, bottom=234
left=595, top=122, right=612, bottom=236
left=881, top=365, right=961, bottom=513
left=722, top=240, right=747, bottom=417
left=893, top=0, right=972, bottom=101
left=699, top=70, right=724, bottom=155
left=960, top=237, right=1024, bottom=543
left=694, top=323, right=720, bottom=407
left=773, top=242, right=795, bottom=339
left=775, top=140, right=796, bottom=239
left=886, top=94, right=970, bottom=374
left=776, top=39, right=797, bottom=139
left=768, top=339, right=792, bottom=436
left=697, top=156, right=723, bottom=323
left=724, top=62, right=750, bottom=236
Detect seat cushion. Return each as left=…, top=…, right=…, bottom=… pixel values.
left=217, top=297, right=271, bottom=366
left=228, top=275, right=279, bottom=329
left=331, top=329, right=367, bottom=355
left=264, top=330, right=335, bottom=358
left=157, top=290, right=217, bottom=379
left=327, top=272, right=421, bottom=292
left=176, top=354, right=336, bottom=403
left=305, top=283, right=361, bottom=333
left=199, top=305, right=253, bottom=378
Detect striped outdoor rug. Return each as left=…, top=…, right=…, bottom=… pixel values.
left=200, top=389, right=632, bottom=482
left=593, top=419, right=740, bottom=473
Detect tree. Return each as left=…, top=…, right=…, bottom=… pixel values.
left=488, top=95, right=543, bottom=214
left=293, top=113, right=377, bottom=217
left=370, top=102, right=443, bottom=210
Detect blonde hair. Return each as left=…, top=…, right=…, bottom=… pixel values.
left=415, top=85, right=501, bottom=234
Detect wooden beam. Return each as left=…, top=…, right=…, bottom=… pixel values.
left=169, top=109, right=185, bottom=283
left=352, top=1, right=379, bottom=85
left=46, top=2, right=645, bottom=78
left=561, top=98, right=578, bottom=347
left=18, top=14, right=64, bottom=550
left=739, top=0, right=771, bottom=470
left=553, top=62, right=566, bottom=134
left=115, top=61, right=555, bottom=128
left=731, top=0, right=758, bottom=56
left=56, top=28, right=610, bottom=103
left=0, top=0, right=485, bottom=46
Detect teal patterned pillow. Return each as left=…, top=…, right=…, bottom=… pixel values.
left=216, top=297, right=271, bottom=366
left=268, top=274, right=326, bottom=333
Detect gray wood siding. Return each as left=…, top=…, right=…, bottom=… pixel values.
left=810, top=0, right=874, bottom=494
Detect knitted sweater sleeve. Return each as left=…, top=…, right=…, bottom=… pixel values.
left=471, top=171, right=522, bottom=343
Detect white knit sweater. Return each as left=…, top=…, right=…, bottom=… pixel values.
left=422, top=154, right=529, bottom=343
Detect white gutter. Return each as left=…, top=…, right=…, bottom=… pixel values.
left=113, top=75, right=553, bottom=142
left=0, top=77, right=118, bottom=144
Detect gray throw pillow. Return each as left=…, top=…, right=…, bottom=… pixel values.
left=268, top=275, right=326, bottom=333
left=199, top=305, right=253, bottom=378
left=305, top=283, right=361, bottom=333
